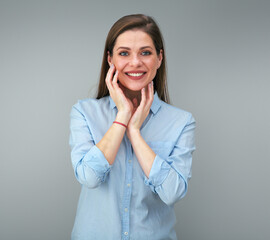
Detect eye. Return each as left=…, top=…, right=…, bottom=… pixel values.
left=141, top=51, right=151, bottom=56
left=119, top=51, right=129, bottom=56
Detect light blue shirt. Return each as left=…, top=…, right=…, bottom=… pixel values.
left=69, top=93, right=196, bottom=240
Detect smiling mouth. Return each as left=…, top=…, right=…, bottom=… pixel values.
left=125, top=72, right=146, bottom=77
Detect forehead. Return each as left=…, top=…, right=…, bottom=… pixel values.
left=114, top=30, right=154, bottom=49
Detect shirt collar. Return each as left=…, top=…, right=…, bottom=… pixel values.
left=109, top=92, right=161, bottom=115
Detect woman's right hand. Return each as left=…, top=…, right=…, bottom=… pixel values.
left=105, top=64, right=133, bottom=124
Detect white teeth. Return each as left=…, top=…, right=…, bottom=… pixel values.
left=127, top=73, right=144, bottom=77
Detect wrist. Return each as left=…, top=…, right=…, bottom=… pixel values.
left=127, top=127, right=140, bottom=137
left=115, top=111, right=131, bottom=125
left=126, top=127, right=141, bottom=144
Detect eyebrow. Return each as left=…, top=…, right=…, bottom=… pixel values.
left=116, top=46, right=154, bottom=51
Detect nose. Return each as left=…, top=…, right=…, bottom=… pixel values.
left=129, top=54, right=142, bottom=67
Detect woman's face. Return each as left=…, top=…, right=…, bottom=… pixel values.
left=108, top=30, right=163, bottom=92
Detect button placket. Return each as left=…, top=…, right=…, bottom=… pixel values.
left=122, top=136, right=133, bottom=239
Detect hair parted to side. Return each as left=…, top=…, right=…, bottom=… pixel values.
left=96, top=14, right=170, bottom=103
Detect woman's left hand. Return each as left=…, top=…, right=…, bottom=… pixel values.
left=127, top=81, right=154, bottom=137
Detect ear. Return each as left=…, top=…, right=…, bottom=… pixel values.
left=107, top=51, right=113, bottom=66
left=157, top=49, right=163, bottom=69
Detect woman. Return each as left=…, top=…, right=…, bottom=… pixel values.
left=69, top=14, right=195, bottom=240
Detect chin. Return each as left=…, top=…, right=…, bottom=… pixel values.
left=119, top=78, right=150, bottom=92
left=122, top=82, right=147, bottom=92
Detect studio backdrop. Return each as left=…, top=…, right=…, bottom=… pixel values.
left=0, top=0, right=270, bottom=239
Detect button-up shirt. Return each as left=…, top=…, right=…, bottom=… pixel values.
left=69, top=93, right=196, bottom=240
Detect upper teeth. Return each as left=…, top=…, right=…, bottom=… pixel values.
left=127, top=73, right=144, bottom=77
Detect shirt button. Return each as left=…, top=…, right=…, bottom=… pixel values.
left=124, top=208, right=128, bottom=212
left=124, top=232, right=128, bottom=236
left=127, top=183, right=131, bottom=187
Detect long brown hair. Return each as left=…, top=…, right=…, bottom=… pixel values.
left=96, top=14, right=170, bottom=103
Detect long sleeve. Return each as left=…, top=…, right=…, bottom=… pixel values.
left=144, top=114, right=196, bottom=205
left=69, top=104, right=111, bottom=188
left=69, top=95, right=195, bottom=239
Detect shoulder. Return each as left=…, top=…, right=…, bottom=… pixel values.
left=71, top=96, right=110, bottom=115
left=158, top=100, right=195, bottom=125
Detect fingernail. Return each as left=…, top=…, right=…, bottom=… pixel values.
left=110, top=64, right=114, bottom=68
left=115, top=70, right=118, bottom=74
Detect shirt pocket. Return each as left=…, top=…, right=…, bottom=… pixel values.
left=147, top=141, right=175, bottom=159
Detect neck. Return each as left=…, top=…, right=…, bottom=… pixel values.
left=125, top=89, right=141, bottom=102
left=119, top=83, right=141, bottom=103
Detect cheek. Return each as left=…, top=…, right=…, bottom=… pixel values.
left=112, top=58, right=126, bottom=70
left=147, top=58, right=159, bottom=69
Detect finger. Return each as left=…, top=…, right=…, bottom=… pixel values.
left=146, top=81, right=154, bottom=107
left=105, top=64, right=115, bottom=91
left=112, top=70, right=119, bottom=85
left=105, top=64, right=114, bottom=81
left=139, top=87, right=147, bottom=108
left=150, top=81, right=154, bottom=99
left=111, top=72, right=130, bottom=106
left=112, top=71, right=124, bottom=95
left=151, top=81, right=154, bottom=95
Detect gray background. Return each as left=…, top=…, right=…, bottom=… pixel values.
left=1, top=0, right=269, bottom=239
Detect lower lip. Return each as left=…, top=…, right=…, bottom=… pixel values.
left=125, top=73, right=146, bottom=80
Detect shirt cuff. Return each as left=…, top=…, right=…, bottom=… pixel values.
left=83, top=145, right=112, bottom=182
left=144, top=155, right=171, bottom=193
